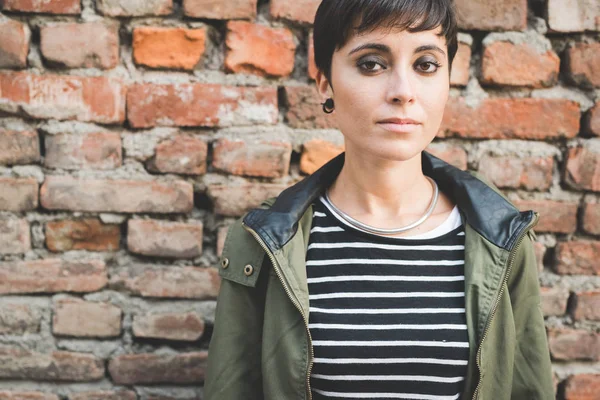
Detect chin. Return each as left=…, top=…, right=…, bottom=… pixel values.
left=363, top=142, right=425, bottom=163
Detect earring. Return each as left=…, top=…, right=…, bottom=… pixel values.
left=321, top=98, right=334, bottom=114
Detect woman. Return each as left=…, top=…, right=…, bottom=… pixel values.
left=205, top=0, right=554, bottom=399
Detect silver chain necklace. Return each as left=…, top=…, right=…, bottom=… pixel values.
left=323, top=176, right=439, bottom=236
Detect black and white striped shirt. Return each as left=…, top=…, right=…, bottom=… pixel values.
left=306, top=196, right=469, bottom=400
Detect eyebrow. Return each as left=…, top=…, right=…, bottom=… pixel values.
left=348, top=43, right=446, bottom=57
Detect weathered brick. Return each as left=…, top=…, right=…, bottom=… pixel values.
left=0, top=72, right=126, bottom=124
left=0, top=219, right=30, bottom=255
left=426, top=145, right=468, bottom=170
left=478, top=155, right=553, bottom=191
left=183, top=0, right=256, bottom=19
left=46, top=219, right=120, bottom=252
left=454, top=0, right=527, bottom=31
left=108, top=352, right=207, bottom=384
left=270, top=0, right=320, bottom=23
left=0, top=392, right=59, bottom=400
left=585, top=101, right=600, bottom=136
left=152, top=135, right=207, bottom=175
left=133, top=27, right=206, bottom=71
left=0, top=304, right=40, bottom=334
left=567, top=43, right=600, bottom=88
left=110, top=265, right=220, bottom=299
left=300, top=139, right=344, bottom=175
left=40, top=23, right=119, bottom=69
left=482, top=41, right=559, bottom=88
left=225, top=21, right=296, bottom=77
left=308, top=31, right=317, bottom=80
left=285, top=86, right=339, bottom=129
left=44, top=132, right=121, bottom=170
left=96, top=0, right=172, bottom=16
left=69, top=390, right=136, bottom=400
left=564, top=374, right=600, bottom=400
left=572, top=291, right=600, bottom=321
left=132, top=311, right=204, bottom=341
left=565, top=145, right=600, bottom=192
left=207, top=182, right=289, bottom=216
left=440, top=98, right=580, bottom=140
left=216, top=226, right=228, bottom=256
left=0, top=18, right=30, bottom=69
left=540, top=287, right=569, bottom=317
left=127, top=219, right=203, bottom=258
left=548, top=329, right=600, bottom=361
left=0, top=129, right=40, bottom=165
left=53, top=298, right=121, bottom=337
left=40, top=176, right=193, bottom=213
left=1, top=0, right=80, bottom=14
left=547, top=0, right=600, bottom=32
left=513, top=200, right=577, bottom=233
left=555, top=240, right=600, bottom=275
left=127, top=83, right=278, bottom=128
left=212, top=138, right=292, bottom=178
left=583, top=202, right=600, bottom=235
left=0, top=348, right=104, bottom=381
left=0, top=259, right=107, bottom=294
left=450, top=42, right=471, bottom=87
left=0, top=177, right=38, bottom=212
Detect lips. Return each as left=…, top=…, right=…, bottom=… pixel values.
left=376, top=118, right=421, bottom=133
left=377, top=118, right=421, bottom=125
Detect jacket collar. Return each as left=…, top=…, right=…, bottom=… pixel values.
left=243, top=151, right=535, bottom=253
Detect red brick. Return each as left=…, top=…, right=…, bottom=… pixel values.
left=0, top=348, right=104, bottom=381
left=555, top=240, right=600, bottom=275
left=548, top=328, right=600, bottom=360
left=540, top=287, right=569, bottom=317
left=0, top=177, right=38, bottom=212
left=440, top=98, right=580, bottom=140
left=572, top=291, right=600, bottom=321
left=133, top=27, right=206, bottom=71
left=183, top=0, right=256, bottom=19
left=482, top=41, right=559, bottom=88
left=207, top=182, right=289, bottom=216
left=216, top=226, right=228, bottom=256
left=300, top=139, right=344, bottom=175
left=110, top=265, right=220, bottom=299
left=564, top=374, right=600, bottom=400
left=96, top=0, right=172, bottom=16
left=454, top=0, right=527, bottom=31
left=44, top=132, right=121, bottom=170
left=0, top=72, right=125, bottom=124
left=69, top=391, right=136, bottom=400
left=565, top=145, right=600, bottom=192
left=567, top=43, right=600, bottom=88
left=212, top=138, right=292, bottom=178
left=1, top=0, right=80, bottom=14
left=0, top=219, right=30, bottom=255
left=583, top=202, right=600, bottom=234
left=547, top=0, right=600, bottom=32
left=285, top=86, right=339, bottom=129
left=308, top=31, right=317, bottom=80
left=585, top=101, right=600, bottom=136
left=225, top=21, right=296, bottom=78
left=40, top=23, right=119, bottom=70
left=0, top=129, right=40, bottom=165
left=126, top=83, right=277, bottom=128
left=270, top=0, right=320, bottom=24
left=127, top=219, right=203, bottom=258
left=45, top=219, right=120, bottom=252
left=108, top=352, right=207, bottom=384
left=53, top=298, right=121, bottom=337
left=450, top=42, right=471, bottom=87
left=0, top=304, right=40, bottom=334
left=40, top=176, right=193, bottom=213
left=0, top=392, right=58, bottom=400
left=478, top=155, right=553, bottom=191
left=132, top=311, right=204, bottom=341
left=0, top=259, right=107, bottom=294
left=425, top=145, right=468, bottom=170
left=0, top=18, right=30, bottom=69
left=513, top=200, right=577, bottom=234
left=152, top=135, right=207, bottom=175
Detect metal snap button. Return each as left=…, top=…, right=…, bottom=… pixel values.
left=221, top=258, right=229, bottom=269
left=243, top=264, right=254, bottom=276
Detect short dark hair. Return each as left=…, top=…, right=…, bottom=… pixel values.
left=313, top=0, right=459, bottom=83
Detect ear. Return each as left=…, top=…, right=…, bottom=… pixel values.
left=315, top=69, right=332, bottom=102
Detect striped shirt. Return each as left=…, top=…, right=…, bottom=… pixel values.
left=306, top=196, right=469, bottom=400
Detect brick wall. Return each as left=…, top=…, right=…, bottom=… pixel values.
left=0, top=0, right=599, bottom=398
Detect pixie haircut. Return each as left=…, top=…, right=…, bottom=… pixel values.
left=313, top=0, right=459, bottom=82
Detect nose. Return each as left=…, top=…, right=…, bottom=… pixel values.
left=385, top=67, right=416, bottom=105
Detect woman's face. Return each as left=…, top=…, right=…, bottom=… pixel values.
left=316, top=25, right=450, bottom=162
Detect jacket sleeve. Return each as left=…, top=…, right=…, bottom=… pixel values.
left=204, top=255, right=269, bottom=400
left=507, top=230, right=555, bottom=399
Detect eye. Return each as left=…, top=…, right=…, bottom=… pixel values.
left=416, top=60, right=442, bottom=74
left=357, top=58, right=386, bottom=73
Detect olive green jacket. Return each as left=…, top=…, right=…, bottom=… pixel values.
left=205, top=152, right=554, bottom=400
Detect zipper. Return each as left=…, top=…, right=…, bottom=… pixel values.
left=242, top=222, right=315, bottom=400
left=471, top=212, right=539, bottom=400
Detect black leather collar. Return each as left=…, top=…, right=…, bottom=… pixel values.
left=243, top=151, right=534, bottom=252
